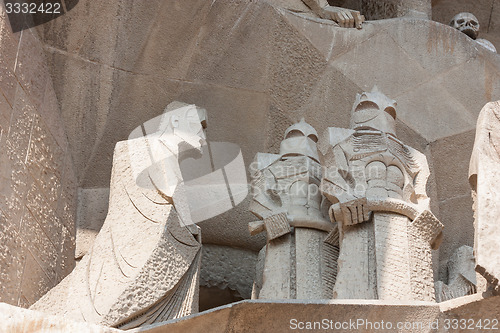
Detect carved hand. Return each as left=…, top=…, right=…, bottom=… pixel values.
left=330, top=197, right=371, bottom=226
left=322, top=6, right=364, bottom=29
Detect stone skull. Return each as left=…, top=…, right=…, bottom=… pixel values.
left=450, top=12, right=479, bottom=40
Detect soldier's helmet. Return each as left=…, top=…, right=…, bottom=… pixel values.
left=279, top=118, right=320, bottom=162
left=350, top=86, right=397, bottom=136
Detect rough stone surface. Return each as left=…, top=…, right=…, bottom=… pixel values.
left=469, top=101, right=500, bottom=290
left=0, top=6, right=77, bottom=307
left=133, top=299, right=443, bottom=333
left=34, top=2, right=500, bottom=283
left=0, top=303, right=119, bottom=333
left=0, top=0, right=499, bottom=329
left=3, top=296, right=500, bottom=333
left=75, top=187, right=110, bottom=259
left=200, top=244, right=257, bottom=300
left=31, top=105, right=205, bottom=329
left=435, top=245, right=476, bottom=302
left=137, top=296, right=500, bottom=333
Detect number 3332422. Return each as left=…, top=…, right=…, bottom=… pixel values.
left=5, top=2, right=61, bottom=14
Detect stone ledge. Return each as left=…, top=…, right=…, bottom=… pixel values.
left=3, top=295, right=500, bottom=332
left=0, top=303, right=120, bottom=333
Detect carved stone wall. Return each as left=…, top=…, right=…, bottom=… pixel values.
left=0, top=8, right=77, bottom=307
left=432, top=0, right=500, bottom=52
left=361, top=0, right=431, bottom=19
left=328, top=0, right=432, bottom=19
left=18, top=0, right=500, bottom=305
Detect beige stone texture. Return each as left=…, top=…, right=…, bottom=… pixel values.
left=440, top=294, right=500, bottom=328
left=31, top=104, right=206, bottom=328
left=200, top=244, right=257, bottom=300
left=136, top=296, right=500, bottom=333
left=469, top=101, right=500, bottom=290
left=361, top=0, right=431, bottom=19
left=429, top=130, right=476, bottom=280
left=330, top=0, right=432, bottom=19
left=75, top=187, right=110, bottom=259
left=3, top=295, right=500, bottom=333
left=0, top=302, right=119, bottom=333
left=0, top=5, right=77, bottom=307
left=132, top=299, right=443, bottom=333
left=435, top=245, right=476, bottom=302
left=19, top=0, right=500, bottom=298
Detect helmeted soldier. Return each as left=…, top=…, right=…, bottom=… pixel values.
left=249, top=119, right=337, bottom=299
left=320, top=87, right=443, bottom=301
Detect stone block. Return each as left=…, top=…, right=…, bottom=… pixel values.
left=0, top=211, right=25, bottom=305
left=41, top=50, right=114, bottom=186
left=14, top=28, right=49, bottom=111
left=180, top=83, right=267, bottom=164
left=331, top=31, right=430, bottom=99
left=298, top=64, right=359, bottom=134
left=75, top=0, right=163, bottom=71
left=395, top=79, right=475, bottom=142
left=200, top=244, right=257, bottom=300
left=26, top=114, right=64, bottom=208
left=75, top=187, right=109, bottom=258
left=185, top=1, right=275, bottom=93
left=430, top=130, right=475, bottom=202
left=40, top=79, right=69, bottom=153
left=124, top=0, right=212, bottom=80
left=7, top=85, right=35, bottom=164
left=0, top=303, right=121, bottom=332
left=386, top=19, right=478, bottom=75
left=0, top=93, right=12, bottom=145
left=435, top=55, right=500, bottom=116
left=269, top=13, right=328, bottom=112
left=437, top=195, right=475, bottom=280
left=264, top=213, right=291, bottom=241
left=55, top=225, right=75, bottom=280
left=20, top=209, right=58, bottom=281
left=19, top=253, right=54, bottom=306
left=295, top=228, right=327, bottom=299
left=0, top=161, right=33, bottom=229
left=25, top=181, right=63, bottom=248
left=0, top=8, right=21, bottom=107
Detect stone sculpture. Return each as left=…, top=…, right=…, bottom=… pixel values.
left=435, top=246, right=477, bottom=302
left=329, top=0, right=431, bottom=20
left=319, top=87, right=443, bottom=301
left=267, top=0, right=364, bottom=28
left=303, top=0, right=364, bottom=28
left=469, top=100, right=500, bottom=294
left=249, top=119, right=338, bottom=299
left=450, top=12, right=497, bottom=53
left=30, top=102, right=206, bottom=329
